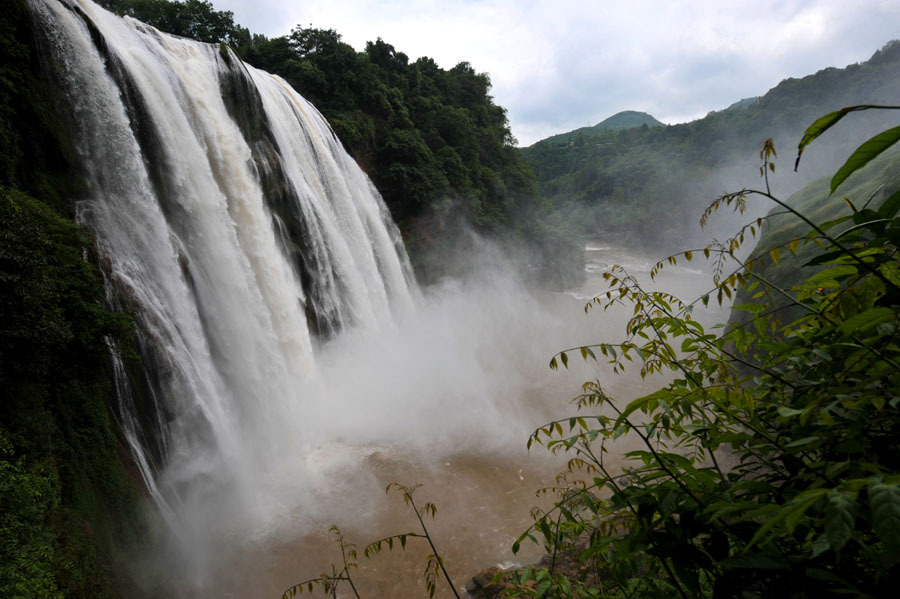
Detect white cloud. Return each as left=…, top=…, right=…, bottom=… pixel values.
left=212, top=0, right=900, bottom=145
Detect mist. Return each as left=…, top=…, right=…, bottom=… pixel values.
left=116, top=196, right=755, bottom=595
left=120, top=241, right=628, bottom=596
left=26, top=3, right=640, bottom=595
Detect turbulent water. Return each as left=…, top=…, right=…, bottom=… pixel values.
left=28, top=1, right=569, bottom=595
left=28, top=2, right=733, bottom=596
left=30, top=0, right=417, bottom=563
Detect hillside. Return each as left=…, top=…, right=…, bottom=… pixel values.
left=534, top=110, right=665, bottom=145
left=3, top=2, right=900, bottom=598
left=726, top=96, right=760, bottom=111
left=730, top=145, right=900, bottom=323
left=92, top=0, right=578, bottom=284
left=520, top=40, right=900, bottom=249
left=596, top=110, right=665, bottom=130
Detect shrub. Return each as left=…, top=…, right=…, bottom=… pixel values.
left=516, top=108, right=900, bottom=598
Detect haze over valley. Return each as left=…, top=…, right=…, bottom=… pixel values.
left=2, top=2, right=900, bottom=598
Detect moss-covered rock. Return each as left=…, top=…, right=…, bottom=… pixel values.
left=0, top=187, right=143, bottom=598
left=1, top=2, right=147, bottom=595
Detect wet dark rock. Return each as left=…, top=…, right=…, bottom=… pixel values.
left=464, top=566, right=514, bottom=599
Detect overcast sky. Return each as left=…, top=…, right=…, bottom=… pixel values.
left=211, top=0, right=900, bottom=146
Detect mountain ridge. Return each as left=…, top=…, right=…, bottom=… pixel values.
left=518, top=39, right=900, bottom=248
left=530, top=110, right=665, bottom=147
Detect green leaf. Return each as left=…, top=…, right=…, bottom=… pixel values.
left=785, top=490, right=828, bottom=534
left=796, top=109, right=853, bottom=169
left=840, top=307, right=894, bottom=335
left=746, top=505, right=792, bottom=548
left=537, top=519, right=553, bottom=542
left=818, top=214, right=854, bottom=232
left=796, top=105, right=900, bottom=170
left=877, top=189, right=900, bottom=219
left=887, top=225, right=900, bottom=246
left=824, top=493, right=855, bottom=553
left=803, top=249, right=844, bottom=268
left=777, top=407, right=803, bottom=419
left=804, top=265, right=857, bottom=285
left=733, top=303, right=766, bottom=314
left=804, top=568, right=846, bottom=583
left=870, top=481, right=900, bottom=553
left=879, top=261, right=900, bottom=288
left=785, top=435, right=821, bottom=448
left=811, top=535, right=831, bottom=558
left=831, top=126, right=900, bottom=193
left=619, top=395, right=656, bottom=422
left=851, top=208, right=882, bottom=226
left=720, top=554, right=790, bottom=571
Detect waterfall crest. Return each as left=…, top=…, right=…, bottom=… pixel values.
left=28, top=0, right=417, bottom=541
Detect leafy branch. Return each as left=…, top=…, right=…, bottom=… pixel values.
left=509, top=110, right=900, bottom=598
left=282, top=526, right=361, bottom=599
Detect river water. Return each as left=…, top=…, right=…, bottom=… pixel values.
left=27, top=3, right=731, bottom=595
left=132, top=239, right=729, bottom=599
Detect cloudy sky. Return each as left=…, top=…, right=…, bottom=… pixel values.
left=212, top=0, right=900, bottom=146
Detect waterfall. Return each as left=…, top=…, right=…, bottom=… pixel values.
left=28, top=0, right=417, bottom=550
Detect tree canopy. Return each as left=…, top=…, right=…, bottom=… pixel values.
left=520, top=41, right=900, bottom=249
left=94, top=0, right=565, bottom=282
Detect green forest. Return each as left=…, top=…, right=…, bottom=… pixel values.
left=534, top=110, right=665, bottom=146
left=520, top=42, right=900, bottom=247
left=93, top=0, right=572, bottom=284
left=2, top=0, right=900, bottom=597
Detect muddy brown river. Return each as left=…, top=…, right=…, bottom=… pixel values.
left=132, top=242, right=728, bottom=599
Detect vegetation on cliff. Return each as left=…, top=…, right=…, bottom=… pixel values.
left=0, top=188, right=140, bottom=598
left=5, top=2, right=900, bottom=598
left=1, top=1, right=142, bottom=597
left=95, top=0, right=573, bottom=283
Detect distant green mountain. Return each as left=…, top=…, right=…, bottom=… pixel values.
left=598, top=110, right=666, bottom=130
left=535, top=110, right=664, bottom=146
left=519, top=40, right=900, bottom=249
left=726, top=96, right=760, bottom=111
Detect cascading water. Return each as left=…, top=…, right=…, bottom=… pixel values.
left=28, top=0, right=416, bottom=562
left=28, top=1, right=682, bottom=595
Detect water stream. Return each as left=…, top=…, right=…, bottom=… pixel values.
left=28, top=2, right=730, bottom=596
